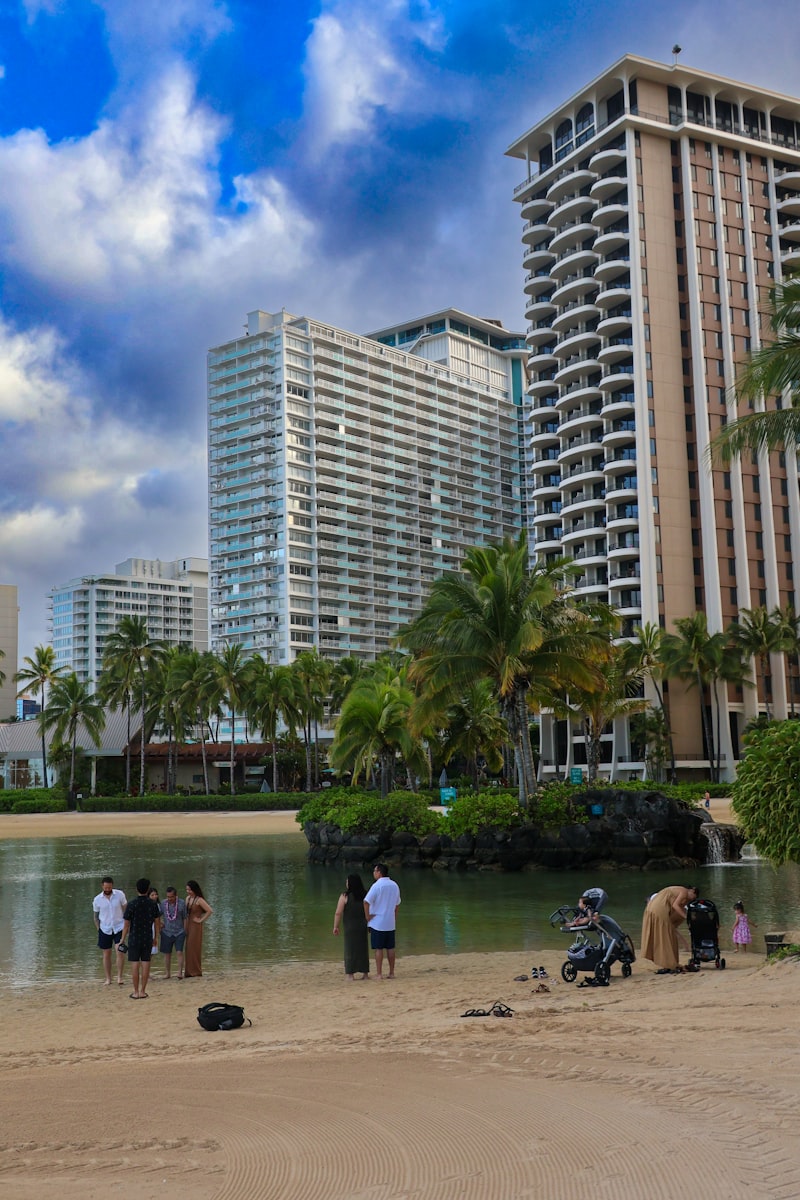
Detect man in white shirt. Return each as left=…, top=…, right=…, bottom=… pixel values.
left=92, top=876, right=127, bottom=985
left=363, top=863, right=401, bottom=980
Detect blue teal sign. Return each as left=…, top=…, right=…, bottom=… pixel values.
left=439, top=787, right=457, bottom=805
left=569, top=768, right=584, bottom=785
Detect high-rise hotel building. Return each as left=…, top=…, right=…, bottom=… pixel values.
left=507, top=55, right=800, bottom=778
left=207, top=309, right=526, bottom=662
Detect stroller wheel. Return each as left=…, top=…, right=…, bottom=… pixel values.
left=621, top=962, right=632, bottom=979
left=595, top=961, right=611, bottom=985
left=720, top=957, right=726, bottom=970
left=561, top=961, right=578, bottom=983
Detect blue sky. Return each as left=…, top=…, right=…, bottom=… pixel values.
left=1, top=0, right=799, bottom=661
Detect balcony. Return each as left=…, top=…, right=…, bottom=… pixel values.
left=550, top=243, right=598, bottom=280
left=523, top=242, right=557, bottom=271
left=596, top=306, right=632, bottom=337
left=524, top=268, right=557, bottom=297
left=602, top=389, right=636, bottom=418
left=551, top=300, right=601, bottom=334
left=521, top=194, right=554, bottom=222
left=602, top=418, right=637, bottom=448
left=595, top=280, right=632, bottom=309
left=554, top=324, right=600, bottom=358
left=594, top=254, right=631, bottom=285
left=774, top=167, right=800, bottom=188
left=546, top=168, right=596, bottom=205
left=592, top=199, right=629, bottom=230
left=598, top=336, right=635, bottom=365
left=522, top=218, right=553, bottom=244
left=549, top=219, right=596, bottom=256
left=599, top=360, right=635, bottom=391
left=590, top=171, right=629, bottom=203
left=608, top=567, right=642, bottom=588
left=604, top=449, right=638, bottom=475
left=555, top=351, right=602, bottom=387
left=551, top=270, right=600, bottom=307
left=593, top=223, right=629, bottom=257
left=781, top=245, right=800, bottom=268
left=527, top=344, right=558, bottom=370
left=556, top=380, right=603, bottom=409
left=558, top=426, right=604, bottom=460
left=778, top=219, right=800, bottom=244
left=525, top=294, right=557, bottom=322
left=589, top=142, right=626, bottom=173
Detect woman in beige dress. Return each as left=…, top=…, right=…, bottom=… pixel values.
left=641, top=884, right=699, bottom=972
left=184, top=880, right=213, bottom=978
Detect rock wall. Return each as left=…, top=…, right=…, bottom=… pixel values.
left=304, top=788, right=715, bottom=872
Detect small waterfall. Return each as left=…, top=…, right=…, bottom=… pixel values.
left=701, top=823, right=741, bottom=864
left=739, top=843, right=762, bottom=862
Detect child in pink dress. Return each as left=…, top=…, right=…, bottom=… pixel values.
left=732, top=902, right=756, bottom=952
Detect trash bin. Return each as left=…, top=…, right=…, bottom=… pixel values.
left=764, top=933, right=785, bottom=957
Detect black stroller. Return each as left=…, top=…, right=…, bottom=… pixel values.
left=686, top=898, right=726, bottom=970
left=550, top=887, right=636, bottom=985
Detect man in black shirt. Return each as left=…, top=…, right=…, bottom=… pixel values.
left=121, top=877, right=161, bottom=999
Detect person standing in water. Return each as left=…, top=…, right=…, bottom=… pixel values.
left=184, top=880, right=213, bottom=978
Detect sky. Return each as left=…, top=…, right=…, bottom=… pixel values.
left=1, top=0, right=799, bottom=666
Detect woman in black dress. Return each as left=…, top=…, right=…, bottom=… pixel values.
left=332, top=874, right=370, bottom=980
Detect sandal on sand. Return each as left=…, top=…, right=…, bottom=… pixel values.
left=129, top=993, right=140, bottom=999
left=461, top=1001, right=514, bottom=1019
left=534, top=983, right=550, bottom=994
left=513, top=974, right=529, bottom=982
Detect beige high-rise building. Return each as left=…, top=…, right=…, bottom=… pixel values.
left=507, top=55, right=800, bottom=780
left=0, top=585, right=19, bottom=721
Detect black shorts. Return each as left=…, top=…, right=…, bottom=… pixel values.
left=98, top=929, right=123, bottom=951
left=370, top=929, right=396, bottom=951
left=126, top=941, right=153, bottom=963
left=160, top=931, right=186, bottom=953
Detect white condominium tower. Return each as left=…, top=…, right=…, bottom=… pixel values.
left=507, top=55, right=800, bottom=779
left=207, top=308, right=526, bottom=662
left=49, top=557, right=209, bottom=683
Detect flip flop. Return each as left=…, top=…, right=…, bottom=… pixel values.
left=129, top=993, right=140, bottom=999
left=490, top=1002, right=514, bottom=1018
left=534, top=983, right=550, bottom=994
left=461, top=1008, right=491, bottom=1017
left=513, top=974, right=529, bottom=982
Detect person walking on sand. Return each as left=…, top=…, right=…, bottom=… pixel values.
left=120, top=877, right=161, bottom=999
left=363, top=863, right=401, bottom=980
left=333, top=874, right=370, bottom=980
left=641, top=884, right=699, bottom=973
left=92, top=875, right=127, bottom=986
left=158, top=886, right=187, bottom=978
left=184, top=880, right=213, bottom=978
left=732, top=901, right=757, bottom=952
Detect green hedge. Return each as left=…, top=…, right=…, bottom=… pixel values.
left=79, top=793, right=304, bottom=813
left=10, top=795, right=68, bottom=814
left=444, top=791, right=524, bottom=837
left=0, top=788, right=57, bottom=813
left=297, top=789, right=442, bottom=838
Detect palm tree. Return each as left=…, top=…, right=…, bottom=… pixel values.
left=41, top=673, right=106, bottom=796
left=776, top=605, right=800, bottom=716
left=562, top=640, right=648, bottom=783
left=171, top=649, right=218, bottom=794
left=660, top=614, right=746, bottom=782
left=710, top=275, right=800, bottom=461
left=101, top=616, right=167, bottom=795
left=399, top=534, right=601, bottom=806
left=97, top=652, right=137, bottom=793
left=330, top=676, right=426, bottom=797
left=290, top=649, right=331, bottom=791
left=210, top=643, right=253, bottom=795
left=248, top=657, right=298, bottom=792
left=625, top=623, right=677, bottom=782
left=328, top=655, right=367, bottom=716
left=440, top=679, right=506, bottom=787
left=14, top=646, right=63, bottom=787
left=731, top=606, right=785, bottom=720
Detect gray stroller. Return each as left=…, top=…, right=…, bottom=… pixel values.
left=549, top=887, right=636, bottom=984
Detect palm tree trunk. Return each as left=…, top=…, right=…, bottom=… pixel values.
left=515, top=687, right=537, bottom=803
left=41, top=681, right=49, bottom=788
left=125, top=697, right=132, bottom=794
left=229, top=707, right=236, bottom=796
left=304, top=719, right=312, bottom=792
left=696, top=669, right=715, bottom=780
left=69, top=729, right=77, bottom=796
left=139, top=672, right=147, bottom=797
left=762, top=654, right=772, bottom=720
left=652, top=680, right=677, bottom=784
left=201, top=724, right=210, bottom=795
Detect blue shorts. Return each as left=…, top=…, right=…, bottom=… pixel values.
left=370, top=929, right=396, bottom=951
left=98, top=929, right=123, bottom=951
left=160, top=931, right=186, bottom=953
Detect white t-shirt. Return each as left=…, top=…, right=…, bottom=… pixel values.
left=92, top=889, right=127, bottom=934
left=364, top=876, right=401, bottom=931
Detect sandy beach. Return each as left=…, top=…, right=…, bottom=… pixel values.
left=2, top=805, right=797, bottom=1199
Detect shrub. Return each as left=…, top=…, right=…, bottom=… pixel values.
left=445, top=791, right=523, bottom=837
left=0, top=788, right=57, bottom=813
left=534, top=781, right=588, bottom=829
left=731, top=721, right=800, bottom=865
left=11, top=795, right=68, bottom=814
left=78, top=793, right=304, bottom=813
left=297, top=789, right=442, bottom=838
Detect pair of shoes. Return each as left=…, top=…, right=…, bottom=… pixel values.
left=533, top=983, right=550, bottom=994
left=531, top=968, right=539, bottom=979
left=538, top=966, right=548, bottom=978
left=461, top=1000, right=514, bottom=1018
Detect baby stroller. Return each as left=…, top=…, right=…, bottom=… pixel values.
left=686, top=898, right=726, bottom=970
left=549, top=887, right=636, bottom=985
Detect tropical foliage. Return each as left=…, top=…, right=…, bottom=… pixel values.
left=40, top=673, right=106, bottom=795
left=731, top=721, right=800, bottom=865
left=14, top=645, right=63, bottom=787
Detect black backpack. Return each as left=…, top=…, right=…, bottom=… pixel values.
left=197, top=1002, right=251, bottom=1031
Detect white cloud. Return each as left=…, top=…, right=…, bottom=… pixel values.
left=301, top=0, right=449, bottom=156
left=0, top=66, right=313, bottom=301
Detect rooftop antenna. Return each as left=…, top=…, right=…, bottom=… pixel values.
left=672, top=44, right=682, bottom=65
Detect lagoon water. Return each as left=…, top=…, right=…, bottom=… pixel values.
left=1, top=832, right=797, bottom=987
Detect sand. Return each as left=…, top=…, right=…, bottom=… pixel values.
left=3, top=807, right=797, bottom=1200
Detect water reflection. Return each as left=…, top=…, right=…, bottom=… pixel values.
left=0, top=833, right=797, bottom=987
